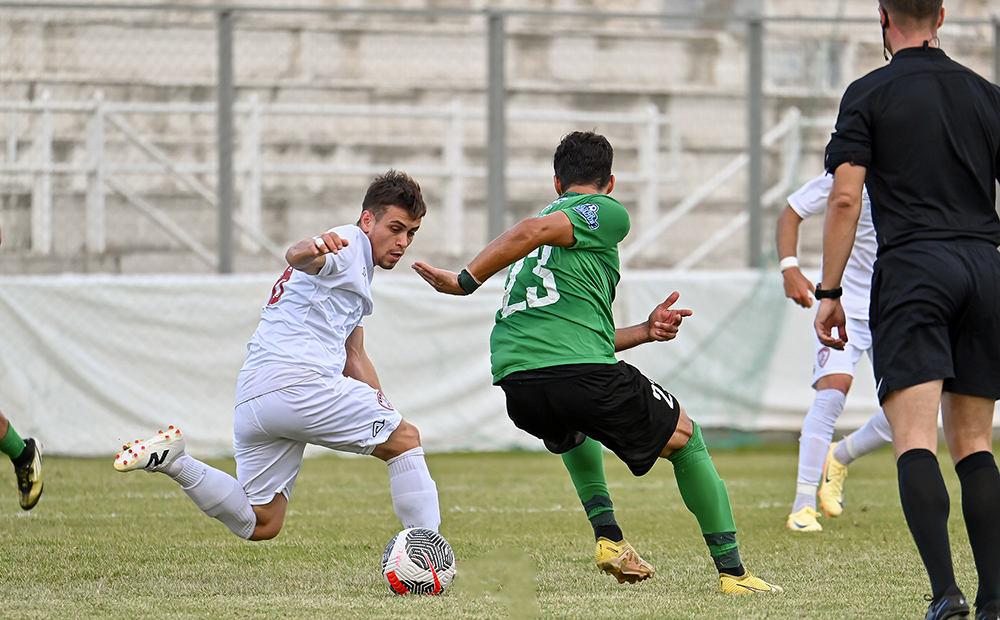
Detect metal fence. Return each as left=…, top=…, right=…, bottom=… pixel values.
left=0, top=94, right=680, bottom=268
left=1, top=3, right=999, bottom=273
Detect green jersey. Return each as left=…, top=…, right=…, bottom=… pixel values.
left=490, top=192, right=630, bottom=382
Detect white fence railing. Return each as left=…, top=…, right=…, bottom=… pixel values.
left=0, top=92, right=680, bottom=264
left=621, top=106, right=817, bottom=270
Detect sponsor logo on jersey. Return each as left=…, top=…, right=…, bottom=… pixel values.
left=573, top=203, right=601, bottom=230
left=818, top=347, right=830, bottom=368
left=376, top=390, right=394, bottom=411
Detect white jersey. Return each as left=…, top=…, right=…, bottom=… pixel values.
left=787, top=173, right=877, bottom=320
left=236, top=224, right=374, bottom=404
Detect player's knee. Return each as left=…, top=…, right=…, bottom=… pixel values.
left=661, top=407, right=694, bottom=457
left=249, top=511, right=285, bottom=541
left=248, top=496, right=286, bottom=540
left=816, top=373, right=852, bottom=394
left=393, top=420, right=422, bottom=449
left=373, top=420, right=422, bottom=460
left=249, top=522, right=282, bottom=541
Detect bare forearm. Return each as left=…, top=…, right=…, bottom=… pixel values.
left=344, top=352, right=381, bottom=390
left=821, top=166, right=864, bottom=289
left=466, top=214, right=574, bottom=282
left=775, top=206, right=802, bottom=260
left=286, top=238, right=327, bottom=274
left=821, top=207, right=858, bottom=288
left=614, top=323, right=652, bottom=352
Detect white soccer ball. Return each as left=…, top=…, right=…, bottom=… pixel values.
left=381, top=527, right=457, bottom=595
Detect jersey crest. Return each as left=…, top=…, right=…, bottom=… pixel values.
left=376, top=390, right=394, bottom=410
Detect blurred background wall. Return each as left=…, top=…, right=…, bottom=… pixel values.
left=1, top=1, right=998, bottom=454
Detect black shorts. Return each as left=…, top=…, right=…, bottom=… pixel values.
left=497, top=361, right=681, bottom=476
left=870, top=240, right=1000, bottom=402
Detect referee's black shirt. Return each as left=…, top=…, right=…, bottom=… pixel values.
left=825, top=46, right=1000, bottom=254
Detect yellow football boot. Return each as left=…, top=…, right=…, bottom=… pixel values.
left=594, top=537, right=655, bottom=584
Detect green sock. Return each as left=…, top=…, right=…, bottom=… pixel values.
left=0, top=423, right=25, bottom=461
left=667, top=421, right=742, bottom=572
left=561, top=437, right=622, bottom=540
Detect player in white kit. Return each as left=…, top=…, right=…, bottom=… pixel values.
left=777, top=173, right=893, bottom=532
left=112, top=171, right=441, bottom=541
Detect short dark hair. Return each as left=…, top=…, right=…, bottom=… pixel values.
left=553, top=131, right=614, bottom=191
left=880, top=0, right=942, bottom=28
left=361, top=170, right=427, bottom=221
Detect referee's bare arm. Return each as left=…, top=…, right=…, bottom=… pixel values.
left=816, top=162, right=865, bottom=349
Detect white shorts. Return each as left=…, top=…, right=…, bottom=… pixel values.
left=233, top=373, right=402, bottom=505
left=811, top=315, right=874, bottom=388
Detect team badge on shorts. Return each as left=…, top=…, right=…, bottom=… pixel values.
left=376, top=390, right=394, bottom=411
left=817, top=347, right=830, bottom=368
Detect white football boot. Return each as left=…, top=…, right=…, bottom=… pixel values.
left=114, top=426, right=185, bottom=473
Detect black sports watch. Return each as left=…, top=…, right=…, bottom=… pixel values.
left=814, top=286, right=843, bottom=300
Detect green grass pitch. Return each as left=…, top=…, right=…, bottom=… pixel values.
left=0, top=442, right=987, bottom=619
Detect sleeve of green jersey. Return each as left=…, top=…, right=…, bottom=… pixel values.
left=563, top=198, right=630, bottom=250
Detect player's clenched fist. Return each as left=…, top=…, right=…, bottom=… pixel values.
left=782, top=267, right=815, bottom=308
left=313, top=230, right=347, bottom=254
left=285, top=229, right=349, bottom=275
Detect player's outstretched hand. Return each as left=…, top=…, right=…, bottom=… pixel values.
left=782, top=267, right=815, bottom=308
left=646, top=291, right=693, bottom=342
left=412, top=262, right=465, bottom=295
left=814, top=297, right=848, bottom=350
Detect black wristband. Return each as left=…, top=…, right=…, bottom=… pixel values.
left=457, top=269, right=481, bottom=295
left=814, top=286, right=843, bottom=299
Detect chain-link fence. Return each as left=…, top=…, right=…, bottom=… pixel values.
left=1, top=3, right=998, bottom=275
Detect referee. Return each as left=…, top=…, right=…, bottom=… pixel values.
left=816, top=2, right=1000, bottom=619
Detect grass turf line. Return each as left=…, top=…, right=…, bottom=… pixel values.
left=0, top=443, right=987, bottom=619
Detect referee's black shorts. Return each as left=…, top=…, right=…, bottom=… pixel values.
left=497, top=361, right=681, bottom=476
left=870, top=239, right=1000, bottom=403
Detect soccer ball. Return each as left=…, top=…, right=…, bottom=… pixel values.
left=381, top=527, right=457, bottom=595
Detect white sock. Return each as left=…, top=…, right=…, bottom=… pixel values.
left=836, top=410, right=893, bottom=465
left=386, top=447, right=441, bottom=532
left=832, top=440, right=853, bottom=466
left=168, top=454, right=257, bottom=540
left=794, top=485, right=818, bottom=514
left=792, top=389, right=846, bottom=513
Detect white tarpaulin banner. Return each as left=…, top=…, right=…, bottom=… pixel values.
left=0, top=270, right=895, bottom=457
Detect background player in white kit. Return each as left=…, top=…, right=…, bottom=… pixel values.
left=113, top=171, right=441, bottom=541
left=776, top=173, right=892, bottom=532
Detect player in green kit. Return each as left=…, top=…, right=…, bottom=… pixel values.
left=414, top=131, right=781, bottom=593
left=0, top=222, right=43, bottom=512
